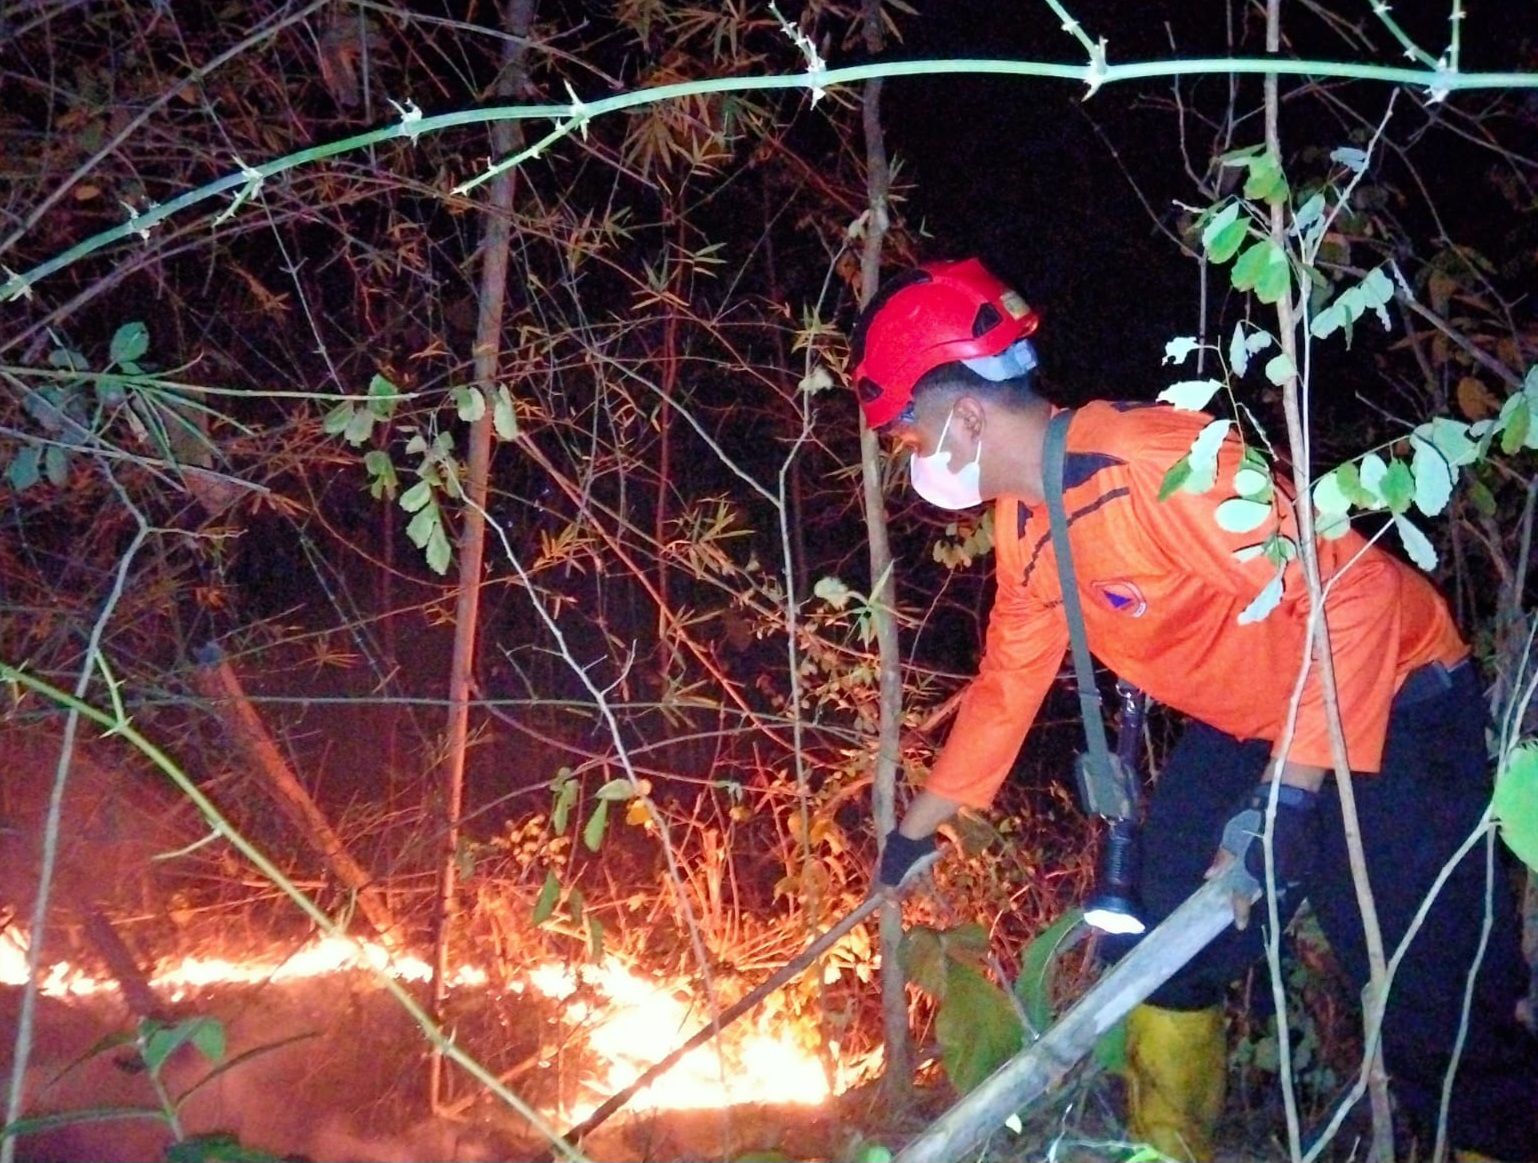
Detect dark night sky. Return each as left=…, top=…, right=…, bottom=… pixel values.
left=870, top=1, right=1534, bottom=401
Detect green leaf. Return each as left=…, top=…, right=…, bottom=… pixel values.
left=399, top=479, right=433, bottom=514
left=1264, top=352, right=1295, bottom=386
left=48, top=347, right=90, bottom=372
left=1292, top=192, right=1326, bottom=238
left=1379, top=458, right=1415, bottom=515
left=1206, top=217, right=1248, bottom=265
left=1468, top=477, right=1498, bottom=518
left=1157, top=379, right=1223, bottom=411
left=1231, top=241, right=1272, bottom=292
left=363, top=450, right=398, bottom=500
left=109, top=322, right=149, bottom=366
left=1237, top=574, right=1285, bottom=624
left=7, top=445, right=41, bottom=492
left=1331, top=146, right=1369, bottom=174
left=367, top=373, right=401, bottom=419
left=454, top=385, right=485, bottom=423
left=1493, top=744, right=1538, bottom=872
left=583, top=799, right=609, bottom=851
left=405, top=502, right=438, bottom=549
left=1242, top=151, right=1288, bottom=203
left=898, top=927, right=946, bottom=996
left=1186, top=419, right=1230, bottom=489
left=1357, top=454, right=1390, bottom=508
left=322, top=402, right=356, bottom=437
left=140, top=1017, right=222, bottom=1076
left=1416, top=417, right=1478, bottom=468
left=1410, top=437, right=1454, bottom=517
left=43, top=445, right=69, bottom=487
left=493, top=385, right=518, bottom=440
left=1313, top=470, right=1351, bottom=515
left=1393, top=514, right=1438, bottom=571
left=1310, top=302, right=1345, bottom=340
left=1500, top=396, right=1530, bottom=455
left=1262, top=533, right=1297, bottom=566
left=595, top=778, right=636, bottom=801
left=189, top=1018, right=226, bottom=1065
left=1214, top=497, right=1272, bottom=534
left=1232, top=465, right=1271, bottom=499
left=1198, top=202, right=1241, bottom=261
left=424, top=519, right=451, bottom=575
left=163, top=1130, right=289, bottom=1162
left=1162, top=336, right=1201, bottom=366
left=934, top=963, right=1023, bottom=1094
left=342, top=406, right=375, bottom=446
left=1254, top=250, right=1292, bottom=305
left=532, top=870, right=560, bottom=926
left=1157, top=456, right=1192, bottom=501
left=1334, top=461, right=1379, bottom=510
left=551, top=773, right=576, bottom=834
left=567, top=888, right=585, bottom=925
left=1013, top=908, right=1084, bottom=1037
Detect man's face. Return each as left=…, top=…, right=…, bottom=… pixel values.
left=884, top=393, right=991, bottom=508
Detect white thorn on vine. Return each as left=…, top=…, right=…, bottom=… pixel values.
left=1083, top=36, right=1110, bottom=99
left=389, top=98, right=423, bottom=142
left=770, top=3, right=827, bottom=106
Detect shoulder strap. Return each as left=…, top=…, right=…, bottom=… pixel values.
left=1042, top=410, right=1116, bottom=790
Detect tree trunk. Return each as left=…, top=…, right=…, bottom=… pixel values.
left=857, top=0, right=909, bottom=1107
left=428, top=0, right=536, bottom=1111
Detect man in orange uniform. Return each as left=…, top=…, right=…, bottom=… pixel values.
left=852, top=257, right=1538, bottom=1161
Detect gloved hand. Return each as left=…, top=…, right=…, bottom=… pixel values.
left=877, top=829, right=936, bottom=890
left=1213, top=781, right=1320, bottom=930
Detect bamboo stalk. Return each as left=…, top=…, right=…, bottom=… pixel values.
left=893, top=868, right=1255, bottom=1163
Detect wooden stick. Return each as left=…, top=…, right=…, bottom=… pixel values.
left=547, top=893, right=886, bottom=1152
left=192, top=645, right=398, bottom=948
left=893, top=867, right=1255, bottom=1163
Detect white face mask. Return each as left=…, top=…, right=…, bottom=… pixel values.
left=909, top=407, right=983, bottom=510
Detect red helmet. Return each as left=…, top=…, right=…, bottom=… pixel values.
left=848, top=257, right=1040, bottom=428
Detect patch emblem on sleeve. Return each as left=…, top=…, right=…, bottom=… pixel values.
left=1093, top=579, right=1147, bottom=617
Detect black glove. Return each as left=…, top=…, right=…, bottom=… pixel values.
left=1220, top=781, right=1321, bottom=895
left=877, top=829, right=936, bottom=889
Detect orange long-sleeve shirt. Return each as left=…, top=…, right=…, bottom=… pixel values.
left=924, top=401, right=1468, bottom=810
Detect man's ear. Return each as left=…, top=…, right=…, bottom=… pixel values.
left=951, top=395, right=987, bottom=444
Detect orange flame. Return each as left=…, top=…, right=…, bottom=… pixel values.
left=0, top=928, right=853, bottom=1117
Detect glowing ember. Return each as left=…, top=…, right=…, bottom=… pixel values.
left=528, top=956, right=841, bottom=1121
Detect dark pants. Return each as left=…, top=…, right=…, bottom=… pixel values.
left=1134, top=662, right=1538, bottom=1159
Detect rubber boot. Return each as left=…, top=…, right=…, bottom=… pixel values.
left=1125, top=1003, right=1227, bottom=1163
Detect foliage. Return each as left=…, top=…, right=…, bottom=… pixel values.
left=900, top=922, right=1023, bottom=1095
left=1, top=1016, right=294, bottom=1163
